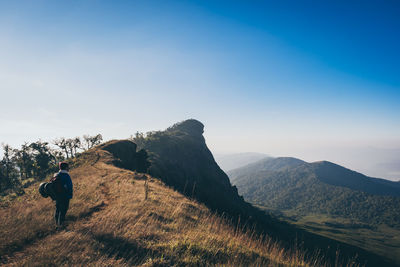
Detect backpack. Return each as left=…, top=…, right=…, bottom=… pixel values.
left=49, top=174, right=67, bottom=198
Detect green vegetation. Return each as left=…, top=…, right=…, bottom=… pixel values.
left=228, top=157, right=400, bottom=264
left=284, top=213, right=400, bottom=265
left=229, top=158, right=400, bottom=228
left=0, top=134, right=103, bottom=196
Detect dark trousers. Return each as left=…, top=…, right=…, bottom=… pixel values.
left=55, top=198, right=70, bottom=226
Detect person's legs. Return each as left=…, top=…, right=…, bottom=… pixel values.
left=55, top=200, right=61, bottom=225
left=59, top=198, right=70, bottom=225
left=55, top=198, right=69, bottom=226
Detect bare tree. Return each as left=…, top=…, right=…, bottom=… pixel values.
left=53, top=138, right=69, bottom=159
left=83, top=134, right=103, bottom=150
left=65, top=138, right=74, bottom=158
left=72, top=137, right=81, bottom=155
left=49, top=148, right=64, bottom=166
left=91, top=134, right=103, bottom=147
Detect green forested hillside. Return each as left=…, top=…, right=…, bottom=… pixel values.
left=228, top=157, right=400, bottom=263
left=231, top=162, right=400, bottom=227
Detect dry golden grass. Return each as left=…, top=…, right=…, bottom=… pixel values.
left=0, top=149, right=358, bottom=266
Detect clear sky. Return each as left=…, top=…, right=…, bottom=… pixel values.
left=0, top=1, right=399, bottom=180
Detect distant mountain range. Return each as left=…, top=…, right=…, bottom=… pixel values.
left=228, top=157, right=400, bottom=228
left=217, top=148, right=400, bottom=182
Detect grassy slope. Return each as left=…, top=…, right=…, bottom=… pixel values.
left=0, top=147, right=330, bottom=267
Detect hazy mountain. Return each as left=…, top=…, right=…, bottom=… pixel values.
left=229, top=157, right=306, bottom=178
left=228, top=157, right=400, bottom=263
left=214, top=152, right=270, bottom=172
left=229, top=157, right=400, bottom=226
left=313, top=160, right=400, bottom=195
left=294, top=146, right=400, bottom=181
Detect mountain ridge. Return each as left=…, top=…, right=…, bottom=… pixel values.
left=228, top=155, right=400, bottom=264
left=230, top=157, right=400, bottom=197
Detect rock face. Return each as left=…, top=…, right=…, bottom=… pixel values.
left=99, top=140, right=150, bottom=173
left=137, top=119, right=248, bottom=215
left=168, top=119, right=205, bottom=136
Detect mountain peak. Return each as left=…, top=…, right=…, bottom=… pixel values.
left=167, top=119, right=204, bottom=136
left=313, top=160, right=340, bottom=167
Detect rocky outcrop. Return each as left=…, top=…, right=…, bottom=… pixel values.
left=99, top=140, right=150, bottom=173
left=138, top=119, right=248, bottom=215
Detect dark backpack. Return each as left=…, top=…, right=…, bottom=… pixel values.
left=49, top=174, right=66, bottom=198
left=45, top=183, right=57, bottom=200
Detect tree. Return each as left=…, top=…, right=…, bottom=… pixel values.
left=0, top=160, right=5, bottom=191
left=49, top=148, right=64, bottom=166
left=83, top=134, right=103, bottom=150
left=65, top=138, right=74, bottom=158
left=1, top=144, right=19, bottom=189
left=13, top=142, right=34, bottom=179
left=72, top=137, right=81, bottom=156
left=65, top=137, right=82, bottom=157
left=136, top=149, right=151, bottom=173
left=131, top=131, right=146, bottom=148
left=53, top=138, right=70, bottom=159
left=29, top=141, right=54, bottom=179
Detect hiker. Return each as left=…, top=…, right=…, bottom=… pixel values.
left=51, top=162, right=73, bottom=226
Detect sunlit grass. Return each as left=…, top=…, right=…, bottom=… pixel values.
left=0, top=149, right=359, bottom=266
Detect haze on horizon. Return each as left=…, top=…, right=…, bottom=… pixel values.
left=0, top=1, right=399, bottom=181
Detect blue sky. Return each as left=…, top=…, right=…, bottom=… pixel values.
left=0, top=0, right=399, bottom=179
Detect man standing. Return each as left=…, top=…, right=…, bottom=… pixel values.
left=51, top=162, right=73, bottom=226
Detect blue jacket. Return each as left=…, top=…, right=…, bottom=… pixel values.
left=55, top=170, right=73, bottom=199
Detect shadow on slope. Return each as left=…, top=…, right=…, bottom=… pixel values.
left=313, top=161, right=400, bottom=196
